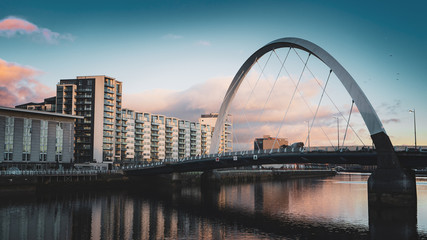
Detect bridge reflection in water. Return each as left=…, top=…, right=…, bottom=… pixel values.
left=0, top=174, right=425, bottom=239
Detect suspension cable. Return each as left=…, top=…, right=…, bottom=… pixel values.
left=306, top=69, right=333, bottom=147
left=341, top=100, right=354, bottom=147
left=238, top=51, right=274, bottom=150
left=274, top=50, right=335, bottom=147
left=292, top=49, right=365, bottom=146
left=270, top=52, right=311, bottom=152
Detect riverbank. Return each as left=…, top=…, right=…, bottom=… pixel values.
left=0, top=169, right=337, bottom=194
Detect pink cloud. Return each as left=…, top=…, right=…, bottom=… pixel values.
left=0, top=16, right=74, bottom=44
left=0, top=58, right=54, bottom=107
left=0, top=17, right=37, bottom=33
left=123, top=73, right=371, bottom=150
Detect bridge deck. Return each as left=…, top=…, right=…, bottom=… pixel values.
left=124, top=150, right=427, bottom=176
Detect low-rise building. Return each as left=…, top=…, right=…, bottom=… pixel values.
left=15, top=96, right=57, bottom=112
left=254, top=135, right=289, bottom=151
left=0, top=106, right=82, bottom=169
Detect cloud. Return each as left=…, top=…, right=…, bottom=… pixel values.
left=0, top=16, right=74, bottom=44
left=123, top=76, right=231, bottom=120
left=163, top=34, right=183, bottom=39
left=0, top=58, right=54, bottom=106
left=123, top=73, right=371, bottom=150
left=382, top=118, right=400, bottom=124
left=196, top=40, right=211, bottom=46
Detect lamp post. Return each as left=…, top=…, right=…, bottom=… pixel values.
left=333, top=117, right=339, bottom=150
left=409, top=109, right=417, bottom=149
left=305, top=120, right=310, bottom=150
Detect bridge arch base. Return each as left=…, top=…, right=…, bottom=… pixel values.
left=368, top=132, right=417, bottom=207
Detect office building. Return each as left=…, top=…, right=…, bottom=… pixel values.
left=254, top=135, right=288, bottom=151
left=56, top=75, right=122, bottom=163
left=199, top=113, right=233, bottom=153
left=0, top=106, right=82, bottom=169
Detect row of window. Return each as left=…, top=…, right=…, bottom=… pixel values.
left=3, top=153, right=63, bottom=162
left=3, top=117, right=64, bottom=161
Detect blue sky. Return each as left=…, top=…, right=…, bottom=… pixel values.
left=0, top=0, right=426, bottom=145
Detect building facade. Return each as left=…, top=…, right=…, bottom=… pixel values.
left=0, top=106, right=81, bottom=169
left=199, top=113, right=233, bottom=153
left=56, top=76, right=123, bottom=163
left=116, top=109, right=212, bottom=162
left=254, top=135, right=289, bottom=151
left=15, top=75, right=220, bottom=164
left=15, top=96, right=57, bottom=112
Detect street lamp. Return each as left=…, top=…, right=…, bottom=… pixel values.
left=333, top=116, right=339, bottom=150
left=409, top=109, right=417, bottom=149
left=305, top=120, right=310, bottom=150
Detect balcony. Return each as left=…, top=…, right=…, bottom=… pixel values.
left=104, top=101, right=114, bottom=106
left=105, top=82, right=114, bottom=88
left=104, top=88, right=114, bottom=94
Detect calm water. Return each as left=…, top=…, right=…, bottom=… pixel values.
left=1, top=173, right=427, bottom=239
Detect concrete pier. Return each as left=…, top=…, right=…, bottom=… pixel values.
left=368, top=132, right=417, bottom=207
left=368, top=168, right=417, bottom=207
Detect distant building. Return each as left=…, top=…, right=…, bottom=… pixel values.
left=56, top=76, right=123, bottom=163
left=15, top=96, right=57, bottom=112
left=199, top=113, right=232, bottom=153
left=254, top=135, right=288, bottom=151
left=0, top=106, right=82, bottom=169
left=119, top=109, right=212, bottom=162
left=15, top=74, right=215, bottom=164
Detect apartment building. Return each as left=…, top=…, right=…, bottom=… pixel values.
left=0, top=106, right=82, bottom=169
left=165, top=117, right=179, bottom=159
left=199, top=113, right=233, bottom=153
left=119, top=109, right=213, bottom=162
left=56, top=76, right=122, bottom=163
left=16, top=74, right=222, bottom=164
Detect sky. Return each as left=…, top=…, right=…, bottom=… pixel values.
left=0, top=0, right=426, bottom=147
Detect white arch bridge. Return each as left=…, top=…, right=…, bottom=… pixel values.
left=126, top=37, right=425, bottom=207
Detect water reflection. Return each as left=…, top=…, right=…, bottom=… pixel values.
left=0, top=174, right=426, bottom=239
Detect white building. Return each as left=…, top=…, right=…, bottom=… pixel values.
left=199, top=113, right=233, bottom=153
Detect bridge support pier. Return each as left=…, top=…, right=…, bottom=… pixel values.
left=368, top=168, right=416, bottom=207
left=368, top=132, right=417, bottom=207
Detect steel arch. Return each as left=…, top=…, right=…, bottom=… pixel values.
left=210, top=38, right=393, bottom=164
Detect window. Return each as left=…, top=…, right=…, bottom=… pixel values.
left=40, top=120, right=48, bottom=161
left=22, top=118, right=32, bottom=161
left=55, top=123, right=63, bottom=162
left=4, top=116, right=14, bottom=161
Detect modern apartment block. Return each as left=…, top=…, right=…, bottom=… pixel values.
left=15, top=96, right=57, bottom=112
left=0, top=106, right=82, bottom=169
left=15, top=74, right=219, bottom=164
left=165, top=117, right=179, bottom=160
left=199, top=113, right=233, bottom=153
left=118, top=109, right=212, bottom=162
left=56, top=76, right=122, bottom=163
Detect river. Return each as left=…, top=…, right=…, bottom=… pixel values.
left=1, top=173, right=427, bottom=239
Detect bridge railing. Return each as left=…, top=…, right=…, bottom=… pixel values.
left=0, top=169, right=117, bottom=177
